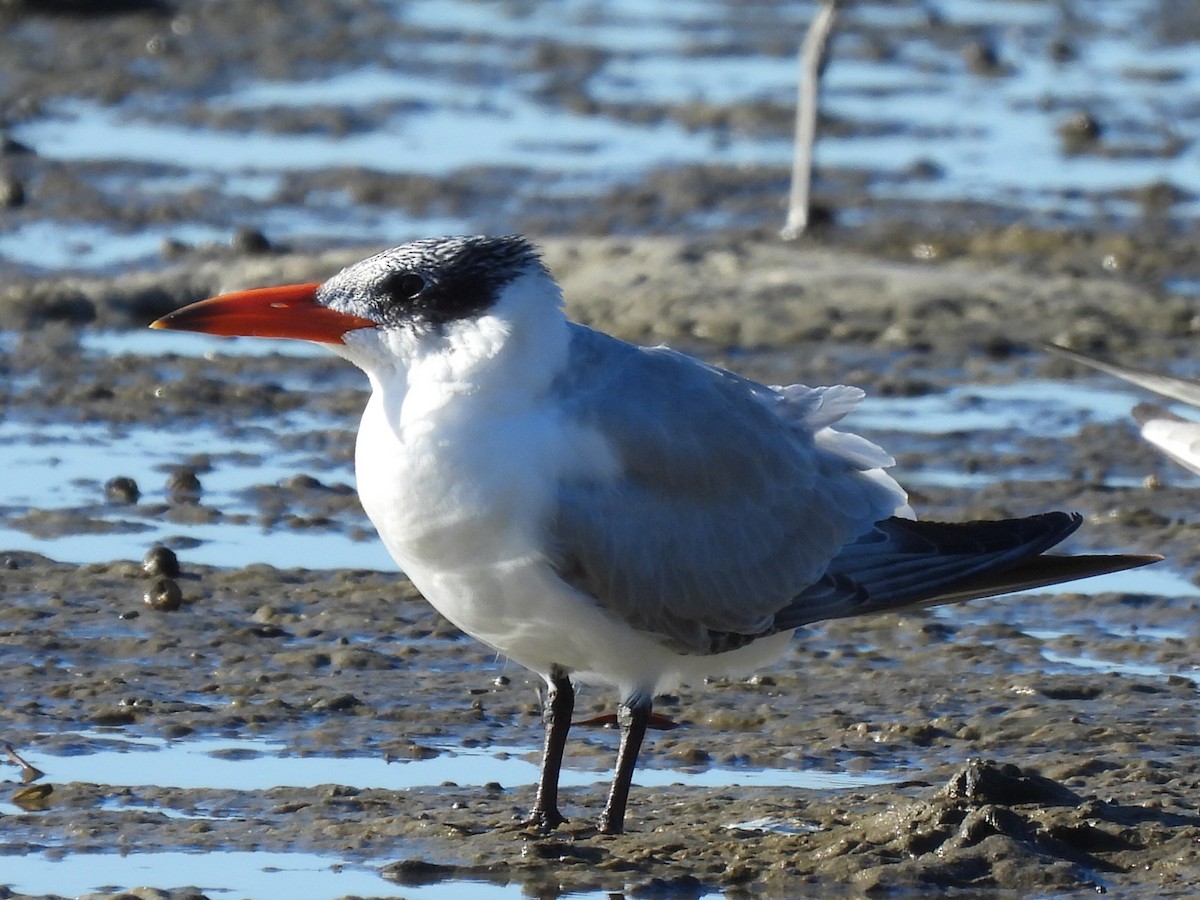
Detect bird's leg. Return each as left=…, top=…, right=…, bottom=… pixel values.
left=527, top=666, right=573, bottom=830
left=597, top=695, right=651, bottom=835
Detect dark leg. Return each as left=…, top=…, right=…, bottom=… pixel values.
left=527, top=666, right=573, bottom=830
left=598, top=695, right=651, bottom=835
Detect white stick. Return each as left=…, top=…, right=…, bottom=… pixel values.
left=781, top=1, right=838, bottom=240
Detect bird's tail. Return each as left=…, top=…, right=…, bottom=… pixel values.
left=777, top=511, right=1160, bottom=628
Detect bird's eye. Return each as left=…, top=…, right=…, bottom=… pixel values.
left=382, top=272, right=426, bottom=303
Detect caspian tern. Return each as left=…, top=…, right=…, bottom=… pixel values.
left=1047, top=343, right=1200, bottom=475
left=153, top=235, right=1158, bottom=834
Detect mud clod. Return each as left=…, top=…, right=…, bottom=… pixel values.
left=943, top=759, right=1083, bottom=808
left=104, top=476, right=141, bottom=505
left=142, top=545, right=181, bottom=577
left=143, top=576, right=183, bottom=611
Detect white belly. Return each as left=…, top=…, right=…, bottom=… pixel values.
left=353, top=389, right=795, bottom=697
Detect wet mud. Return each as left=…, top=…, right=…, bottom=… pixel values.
left=2, top=1, right=1200, bottom=898
left=3, top=235, right=1200, bottom=898
left=2, top=540, right=1200, bottom=899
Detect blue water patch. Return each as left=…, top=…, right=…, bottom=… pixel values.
left=81, top=329, right=332, bottom=359
left=6, top=0, right=1198, bottom=271
left=0, top=413, right=393, bottom=570
left=1022, top=566, right=1200, bottom=600
left=846, top=380, right=1148, bottom=436
left=25, top=732, right=897, bottom=794
left=0, top=221, right=228, bottom=271
left=1, top=850, right=538, bottom=900
left=13, top=93, right=733, bottom=178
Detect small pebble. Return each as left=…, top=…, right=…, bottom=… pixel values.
left=12, top=783, right=52, bottom=811
left=105, top=475, right=141, bottom=505
left=1058, top=111, right=1102, bottom=151
left=231, top=226, right=271, bottom=254
left=143, top=545, right=181, bottom=578
left=962, top=38, right=1006, bottom=76
left=167, top=468, right=202, bottom=503
left=1047, top=38, right=1077, bottom=63
left=283, top=473, right=324, bottom=491
left=161, top=237, right=191, bottom=259
left=144, top=577, right=183, bottom=612
left=0, top=175, right=25, bottom=208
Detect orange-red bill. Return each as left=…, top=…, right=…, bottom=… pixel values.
left=150, top=282, right=376, bottom=344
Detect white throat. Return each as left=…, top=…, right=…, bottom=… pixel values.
left=345, top=268, right=587, bottom=648
left=341, top=269, right=570, bottom=429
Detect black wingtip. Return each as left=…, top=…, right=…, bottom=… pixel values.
left=933, top=551, right=1162, bottom=605
left=781, top=510, right=1139, bottom=628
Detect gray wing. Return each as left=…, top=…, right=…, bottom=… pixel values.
left=1046, top=343, right=1200, bottom=408
left=549, top=325, right=907, bottom=655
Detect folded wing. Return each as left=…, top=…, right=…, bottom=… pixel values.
left=550, top=326, right=908, bottom=654
left=776, top=512, right=1157, bottom=628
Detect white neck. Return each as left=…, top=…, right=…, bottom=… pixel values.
left=347, top=270, right=570, bottom=433
left=347, top=268, right=576, bottom=586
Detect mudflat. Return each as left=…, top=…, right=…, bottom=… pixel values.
left=3, top=0, right=1200, bottom=896
left=2, top=234, right=1199, bottom=897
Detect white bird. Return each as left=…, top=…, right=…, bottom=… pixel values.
left=1047, top=343, right=1200, bottom=475
left=153, top=235, right=1158, bottom=834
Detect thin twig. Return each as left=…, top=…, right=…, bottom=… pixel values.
left=781, top=0, right=839, bottom=240
left=4, top=742, right=45, bottom=784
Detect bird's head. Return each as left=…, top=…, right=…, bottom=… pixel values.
left=151, top=234, right=561, bottom=377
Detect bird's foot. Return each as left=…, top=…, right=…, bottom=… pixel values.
left=596, top=811, right=625, bottom=835
left=511, top=806, right=568, bottom=833
left=572, top=712, right=680, bottom=730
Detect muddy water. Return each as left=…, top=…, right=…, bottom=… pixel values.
left=3, top=0, right=1200, bottom=898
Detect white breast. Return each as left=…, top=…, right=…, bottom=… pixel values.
left=354, top=387, right=798, bottom=696
left=347, top=280, right=642, bottom=675
left=356, top=379, right=626, bottom=672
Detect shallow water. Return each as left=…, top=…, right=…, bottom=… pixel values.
left=0, top=408, right=392, bottom=569
left=1014, top=566, right=1200, bottom=600
left=4, top=0, right=1199, bottom=272
left=1038, top=648, right=1189, bottom=680
left=82, top=328, right=331, bottom=359
left=1, top=850, right=537, bottom=900
left=25, top=732, right=897, bottom=794
left=848, top=380, right=1148, bottom=436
